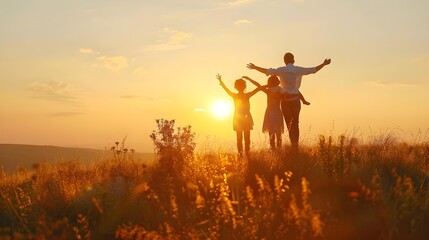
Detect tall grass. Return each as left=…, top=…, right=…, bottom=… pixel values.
left=1, top=122, right=428, bottom=239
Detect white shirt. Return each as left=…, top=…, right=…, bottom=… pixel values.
left=267, top=63, right=317, bottom=95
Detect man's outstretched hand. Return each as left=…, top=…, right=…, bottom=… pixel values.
left=246, top=63, right=255, bottom=69
left=323, top=59, right=331, bottom=66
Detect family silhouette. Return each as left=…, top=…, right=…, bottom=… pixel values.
left=218, top=52, right=331, bottom=156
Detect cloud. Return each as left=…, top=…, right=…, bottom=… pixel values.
left=134, top=67, right=148, bottom=75
left=120, top=95, right=140, bottom=99
left=48, top=112, right=84, bottom=117
left=217, top=0, right=258, bottom=8
left=365, top=80, right=416, bottom=87
left=27, top=81, right=80, bottom=104
left=166, top=28, right=192, bottom=45
left=79, top=48, right=98, bottom=54
left=143, top=28, right=192, bottom=52
left=80, top=48, right=128, bottom=72
left=234, top=19, right=253, bottom=25
left=225, top=0, right=257, bottom=7
left=95, top=56, right=128, bottom=72
left=119, top=95, right=155, bottom=101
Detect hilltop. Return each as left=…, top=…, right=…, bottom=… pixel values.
left=0, top=144, right=154, bottom=173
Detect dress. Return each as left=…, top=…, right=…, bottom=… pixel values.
left=232, top=93, right=254, bottom=131
left=262, top=86, right=284, bottom=134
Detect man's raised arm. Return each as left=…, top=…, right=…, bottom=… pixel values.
left=315, top=58, right=331, bottom=72
left=247, top=63, right=268, bottom=75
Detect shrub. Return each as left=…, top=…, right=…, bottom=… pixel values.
left=149, top=119, right=196, bottom=173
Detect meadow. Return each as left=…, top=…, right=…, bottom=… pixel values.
left=1, top=119, right=429, bottom=240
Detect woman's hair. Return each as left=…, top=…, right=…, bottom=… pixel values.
left=267, top=75, right=280, bottom=87
left=234, top=79, right=246, bottom=91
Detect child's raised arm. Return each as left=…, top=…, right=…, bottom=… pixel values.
left=247, top=86, right=264, bottom=98
left=242, top=76, right=261, bottom=87
left=216, top=74, right=234, bottom=97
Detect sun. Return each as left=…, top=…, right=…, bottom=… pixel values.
left=211, top=99, right=232, bottom=119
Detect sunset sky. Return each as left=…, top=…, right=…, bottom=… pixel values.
left=1, top=0, right=428, bottom=153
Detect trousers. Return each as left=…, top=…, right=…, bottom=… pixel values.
left=281, top=99, right=301, bottom=149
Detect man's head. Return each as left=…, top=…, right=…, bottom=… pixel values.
left=283, top=52, right=295, bottom=65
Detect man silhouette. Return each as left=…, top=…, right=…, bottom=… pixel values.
left=247, top=53, right=331, bottom=151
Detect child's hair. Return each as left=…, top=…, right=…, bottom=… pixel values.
left=234, top=79, right=246, bottom=91
left=267, top=75, right=280, bottom=87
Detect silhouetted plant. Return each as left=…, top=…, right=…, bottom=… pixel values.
left=149, top=119, right=196, bottom=223
left=317, top=135, right=334, bottom=177
left=317, top=134, right=355, bottom=178
left=150, top=119, right=196, bottom=173
left=110, top=138, right=135, bottom=162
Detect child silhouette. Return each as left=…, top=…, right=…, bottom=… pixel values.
left=217, top=74, right=262, bottom=156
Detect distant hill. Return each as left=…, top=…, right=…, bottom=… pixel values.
left=0, top=144, right=154, bottom=173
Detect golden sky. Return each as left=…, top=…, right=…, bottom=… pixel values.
left=1, top=0, right=428, bottom=152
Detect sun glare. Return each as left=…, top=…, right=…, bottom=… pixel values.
left=211, top=99, right=232, bottom=119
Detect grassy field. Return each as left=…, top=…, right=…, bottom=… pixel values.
left=1, top=127, right=429, bottom=239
